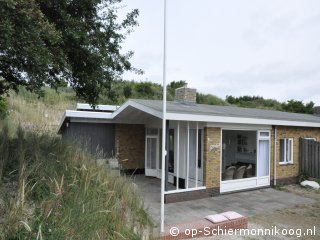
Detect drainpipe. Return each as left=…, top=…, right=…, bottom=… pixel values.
left=273, top=126, right=277, bottom=186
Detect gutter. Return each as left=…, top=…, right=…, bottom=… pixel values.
left=273, top=126, right=277, bottom=186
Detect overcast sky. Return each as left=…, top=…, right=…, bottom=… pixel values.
left=119, top=0, right=320, bottom=105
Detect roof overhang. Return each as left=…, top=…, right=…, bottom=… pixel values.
left=165, top=112, right=320, bottom=128
left=112, top=100, right=320, bottom=127
left=57, top=110, right=113, bottom=134
left=58, top=99, right=320, bottom=133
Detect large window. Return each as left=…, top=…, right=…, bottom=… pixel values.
left=222, top=130, right=257, bottom=181
left=280, top=138, right=293, bottom=164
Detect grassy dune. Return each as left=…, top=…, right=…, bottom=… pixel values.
left=0, top=88, right=154, bottom=239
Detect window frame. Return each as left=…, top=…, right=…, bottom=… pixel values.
left=303, top=137, right=316, bottom=141
left=279, top=138, right=294, bottom=165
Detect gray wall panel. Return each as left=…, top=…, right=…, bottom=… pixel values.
left=62, top=122, right=115, bottom=156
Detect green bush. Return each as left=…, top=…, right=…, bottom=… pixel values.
left=299, top=171, right=310, bottom=182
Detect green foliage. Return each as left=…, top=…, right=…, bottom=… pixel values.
left=0, top=97, right=7, bottom=119
left=226, top=95, right=282, bottom=110
left=99, top=80, right=164, bottom=104
left=0, top=0, right=140, bottom=105
left=123, top=85, right=133, bottom=98
left=197, top=93, right=227, bottom=105
left=282, top=100, right=315, bottom=114
left=226, top=95, right=315, bottom=114
left=135, top=82, right=155, bottom=96
left=167, top=80, right=187, bottom=97
left=1, top=127, right=154, bottom=239
left=299, top=171, right=310, bottom=182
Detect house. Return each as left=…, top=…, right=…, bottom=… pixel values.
left=58, top=86, right=320, bottom=203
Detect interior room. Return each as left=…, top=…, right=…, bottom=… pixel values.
left=222, top=130, right=257, bottom=181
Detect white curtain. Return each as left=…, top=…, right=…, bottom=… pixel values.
left=258, top=140, right=269, bottom=177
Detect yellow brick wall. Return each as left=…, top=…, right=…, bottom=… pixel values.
left=115, top=124, right=145, bottom=170
left=203, top=127, right=221, bottom=188
left=271, top=126, right=320, bottom=180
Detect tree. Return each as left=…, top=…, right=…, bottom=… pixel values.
left=135, top=82, right=154, bottom=97
left=123, top=85, right=132, bottom=98
left=282, top=100, right=314, bottom=114
left=0, top=0, right=140, bottom=104
left=167, top=80, right=186, bottom=98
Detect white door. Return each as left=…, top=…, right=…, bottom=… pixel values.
left=145, top=136, right=158, bottom=177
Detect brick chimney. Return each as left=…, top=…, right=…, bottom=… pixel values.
left=174, top=85, right=197, bottom=104
left=314, top=106, right=320, bottom=116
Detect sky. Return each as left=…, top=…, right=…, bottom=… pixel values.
left=119, top=0, right=320, bottom=105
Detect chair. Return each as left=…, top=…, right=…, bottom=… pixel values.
left=234, top=166, right=246, bottom=179
left=245, top=164, right=254, bottom=178
left=222, top=166, right=236, bottom=180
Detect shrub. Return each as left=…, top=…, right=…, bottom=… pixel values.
left=299, top=171, right=310, bottom=182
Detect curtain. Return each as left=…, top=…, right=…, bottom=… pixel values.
left=258, top=140, right=269, bottom=177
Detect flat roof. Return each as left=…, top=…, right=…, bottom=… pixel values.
left=126, top=99, right=320, bottom=124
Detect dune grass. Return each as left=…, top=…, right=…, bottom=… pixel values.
left=0, top=87, right=155, bottom=239
left=0, top=127, right=154, bottom=239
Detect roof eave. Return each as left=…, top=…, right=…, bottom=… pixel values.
left=166, top=112, right=320, bottom=127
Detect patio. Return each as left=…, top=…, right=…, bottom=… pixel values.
left=132, top=175, right=315, bottom=226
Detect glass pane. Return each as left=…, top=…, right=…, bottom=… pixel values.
left=198, top=130, right=202, bottom=168
left=286, top=139, right=292, bottom=163
left=280, top=139, right=285, bottom=162
left=222, top=130, right=257, bottom=181
left=188, top=129, right=197, bottom=181
left=197, top=129, right=203, bottom=186
left=146, top=138, right=151, bottom=168
left=258, top=140, right=269, bottom=176
left=151, top=138, right=157, bottom=169
left=169, top=129, right=174, bottom=173
left=146, top=138, right=157, bottom=170
left=159, top=132, right=162, bottom=169
left=260, top=132, right=270, bottom=137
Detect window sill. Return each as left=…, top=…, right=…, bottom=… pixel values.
left=279, top=162, right=294, bottom=166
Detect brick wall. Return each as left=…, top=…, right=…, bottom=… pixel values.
left=203, top=127, right=221, bottom=189
left=115, top=124, right=145, bottom=171
left=271, top=126, right=320, bottom=184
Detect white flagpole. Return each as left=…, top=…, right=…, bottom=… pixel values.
left=160, top=0, right=167, bottom=234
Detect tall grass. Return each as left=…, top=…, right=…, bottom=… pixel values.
left=1, top=127, right=154, bottom=239
left=0, top=125, right=9, bottom=181
left=0, top=88, right=155, bottom=239
left=3, top=86, right=76, bottom=133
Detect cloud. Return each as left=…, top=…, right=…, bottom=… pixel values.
left=201, top=64, right=320, bottom=104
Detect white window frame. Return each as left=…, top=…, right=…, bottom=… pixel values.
left=303, top=137, right=316, bottom=141
left=279, top=138, right=293, bottom=164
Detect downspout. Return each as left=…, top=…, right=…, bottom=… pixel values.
left=273, top=126, right=277, bottom=186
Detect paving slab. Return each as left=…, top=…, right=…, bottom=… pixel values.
left=132, top=175, right=315, bottom=226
